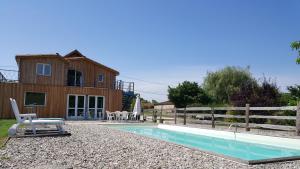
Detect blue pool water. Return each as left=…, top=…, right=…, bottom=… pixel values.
left=110, top=125, right=300, bottom=161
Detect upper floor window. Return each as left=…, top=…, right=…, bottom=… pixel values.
left=36, top=63, right=51, bottom=76
left=67, top=69, right=83, bottom=86
left=98, top=74, right=104, bottom=82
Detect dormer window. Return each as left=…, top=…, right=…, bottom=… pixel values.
left=98, top=74, right=104, bottom=82
left=36, top=63, right=51, bottom=76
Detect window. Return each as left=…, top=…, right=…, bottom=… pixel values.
left=98, top=74, right=104, bottom=82
left=25, top=92, right=46, bottom=106
left=67, top=70, right=83, bottom=86
left=36, top=63, right=51, bottom=76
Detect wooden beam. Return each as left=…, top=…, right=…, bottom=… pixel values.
left=245, top=104, right=250, bottom=131
left=296, top=103, right=300, bottom=136
left=211, top=107, right=215, bottom=128
left=174, top=108, right=177, bottom=124
left=177, top=106, right=297, bottom=111
left=175, top=113, right=296, bottom=120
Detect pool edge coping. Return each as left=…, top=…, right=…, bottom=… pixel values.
left=104, top=124, right=300, bottom=165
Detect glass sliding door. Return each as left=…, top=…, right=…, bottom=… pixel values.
left=97, top=97, right=104, bottom=119
left=67, top=95, right=86, bottom=119
left=67, top=95, right=104, bottom=120
left=77, top=95, right=85, bottom=119
left=67, top=95, right=76, bottom=119
left=88, top=96, right=104, bottom=120
left=88, top=96, right=96, bottom=119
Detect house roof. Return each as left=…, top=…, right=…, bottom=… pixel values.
left=15, top=54, right=68, bottom=64
left=15, top=50, right=119, bottom=75
left=64, top=49, right=86, bottom=58
left=64, top=50, right=119, bottom=75
left=154, top=101, right=174, bottom=106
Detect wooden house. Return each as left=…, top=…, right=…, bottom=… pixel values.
left=0, top=50, right=125, bottom=119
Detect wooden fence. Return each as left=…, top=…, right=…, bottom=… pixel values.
left=150, top=104, right=300, bottom=136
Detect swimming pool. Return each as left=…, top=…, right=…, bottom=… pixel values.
left=109, top=124, right=300, bottom=164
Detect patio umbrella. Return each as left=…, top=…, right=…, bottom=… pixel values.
left=133, top=94, right=141, bottom=119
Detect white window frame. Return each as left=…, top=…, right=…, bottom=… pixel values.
left=66, top=94, right=86, bottom=120
left=87, top=95, right=105, bottom=119
left=36, top=63, right=51, bottom=76
left=98, top=74, right=104, bottom=82
left=24, top=91, right=47, bottom=106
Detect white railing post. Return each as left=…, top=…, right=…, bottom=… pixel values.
left=245, top=104, right=250, bottom=131
left=296, top=103, right=300, bottom=136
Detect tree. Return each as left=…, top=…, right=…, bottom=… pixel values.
left=229, top=77, right=281, bottom=124
left=230, top=77, right=281, bottom=107
left=291, top=41, right=300, bottom=64
left=287, top=85, right=300, bottom=105
left=168, top=81, right=210, bottom=125
left=203, top=66, right=255, bottom=104
left=151, top=100, right=159, bottom=104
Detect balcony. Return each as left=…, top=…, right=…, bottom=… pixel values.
left=65, top=79, right=134, bottom=92
left=0, top=68, right=134, bottom=93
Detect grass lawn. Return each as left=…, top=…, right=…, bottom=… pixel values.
left=0, top=119, right=16, bottom=147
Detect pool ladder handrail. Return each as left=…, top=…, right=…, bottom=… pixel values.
left=229, top=123, right=240, bottom=140
left=228, top=123, right=239, bottom=133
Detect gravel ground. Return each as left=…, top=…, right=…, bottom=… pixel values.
left=1, top=123, right=300, bottom=169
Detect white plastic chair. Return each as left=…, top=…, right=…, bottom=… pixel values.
left=115, top=111, right=121, bottom=121
left=9, top=98, right=65, bottom=135
left=121, top=111, right=128, bottom=120
left=106, top=111, right=114, bottom=121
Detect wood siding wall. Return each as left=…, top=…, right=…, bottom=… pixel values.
left=67, top=59, right=116, bottom=88
left=0, top=83, right=122, bottom=119
left=19, top=58, right=66, bottom=86
left=18, top=57, right=117, bottom=89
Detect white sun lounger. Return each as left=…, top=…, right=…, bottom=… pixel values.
left=9, top=98, right=65, bottom=135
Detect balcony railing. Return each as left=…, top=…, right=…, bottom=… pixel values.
left=64, top=79, right=134, bottom=92
left=115, top=80, right=134, bottom=92
left=0, top=69, right=19, bottom=83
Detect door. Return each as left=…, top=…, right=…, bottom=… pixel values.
left=67, top=70, right=83, bottom=86
left=87, top=96, right=104, bottom=120
left=67, top=95, right=85, bottom=119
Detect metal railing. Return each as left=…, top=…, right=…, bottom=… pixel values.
left=0, top=69, right=19, bottom=83
left=64, top=79, right=134, bottom=92
left=115, top=80, right=134, bottom=92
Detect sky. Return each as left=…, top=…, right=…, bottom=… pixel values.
left=0, top=0, right=300, bottom=102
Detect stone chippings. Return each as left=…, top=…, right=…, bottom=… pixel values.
left=0, top=124, right=299, bottom=169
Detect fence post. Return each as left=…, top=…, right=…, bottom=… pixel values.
left=211, top=107, right=215, bottom=128
left=160, top=105, right=163, bottom=123
left=183, top=107, right=187, bottom=125
left=152, top=109, right=156, bottom=122
left=174, top=108, right=177, bottom=124
left=245, top=104, right=250, bottom=131
left=296, top=103, right=300, bottom=136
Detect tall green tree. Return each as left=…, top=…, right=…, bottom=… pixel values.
left=203, top=66, right=255, bottom=104
left=291, top=41, right=300, bottom=64
left=168, top=81, right=210, bottom=125
left=287, top=85, right=300, bottom=105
